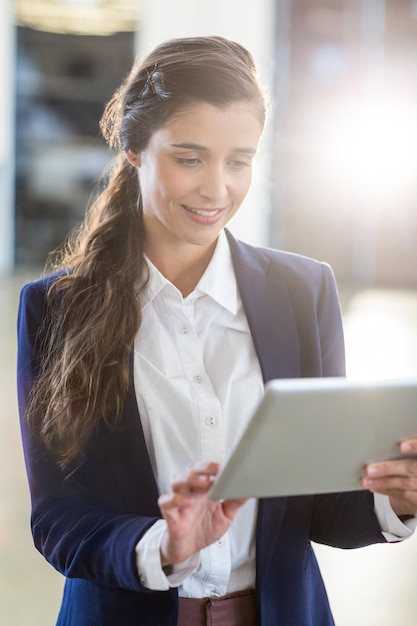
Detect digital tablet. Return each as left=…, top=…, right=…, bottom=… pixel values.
left=209, top=377, right=417, bottom=500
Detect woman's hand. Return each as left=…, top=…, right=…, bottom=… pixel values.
left=158, top=461, right=247, bottom=566
left=362, top=438, right=417, bottom=517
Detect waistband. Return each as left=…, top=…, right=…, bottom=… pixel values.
left=178, top=589, right=258, bottom=626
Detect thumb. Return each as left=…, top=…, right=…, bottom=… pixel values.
left=221, top=498, right=248, bottom=520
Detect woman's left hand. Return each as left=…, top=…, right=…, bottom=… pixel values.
left=362, top=438, right=417, bottom=517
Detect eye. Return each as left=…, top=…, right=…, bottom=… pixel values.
left=175, top=157, right=201, bottom=167
left=228, top=159, right=251, bottom=170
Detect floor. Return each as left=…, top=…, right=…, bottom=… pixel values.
left=1, top=271, right=417, bottom=625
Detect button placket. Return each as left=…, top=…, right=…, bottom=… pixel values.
left=176, top=303, right=224, bottom=461
left=202, top=538, right=231, bottom=598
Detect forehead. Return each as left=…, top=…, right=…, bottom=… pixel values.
left=155, top=101, right=263, bottom=147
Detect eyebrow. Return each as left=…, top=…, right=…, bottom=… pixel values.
left=171, top=142, right=257, bottom=155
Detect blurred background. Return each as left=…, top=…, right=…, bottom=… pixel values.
left=1, top=0, right=417, bottom=624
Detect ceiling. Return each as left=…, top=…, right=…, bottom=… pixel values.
left=15, top=0, right=141, bottom=36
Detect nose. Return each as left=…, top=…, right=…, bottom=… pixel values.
left=197, top=164, right=228, bottom=203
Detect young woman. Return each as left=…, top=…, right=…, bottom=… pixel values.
left=17, top=36, right=417, bottom=626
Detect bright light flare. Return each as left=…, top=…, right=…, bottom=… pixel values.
left=320, top=93, right=417, bottom=204
left=343, top=289, right=417, bottom=381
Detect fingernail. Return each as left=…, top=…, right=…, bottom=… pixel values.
left=401, top=442, right=413, bottom=454
left=367, top=465, right=378, bottom=476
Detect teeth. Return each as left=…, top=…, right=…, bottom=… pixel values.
left=185, top=206, right=220, bottom=216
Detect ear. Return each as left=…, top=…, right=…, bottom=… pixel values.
left=125, top=150, right=141, bottom=167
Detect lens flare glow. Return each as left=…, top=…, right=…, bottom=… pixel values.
left=343, top=289, right=417, bottom=381
left=320, top=93, right=417, bottom=205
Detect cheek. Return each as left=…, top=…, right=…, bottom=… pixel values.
left=160, top=170, right=195, bottom=203
left=235, top=173, right=253, bottom=200
left=147, top=164, right=190, bottom=203
left=139, top=167, right=168, bottom=209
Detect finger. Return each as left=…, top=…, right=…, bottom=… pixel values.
left=362, top=475, right=417, bottom=493
left=171, top=480, right=213, bottom=497
left=400, top=439, right=417, bottom=456
left=169, top=461, right=220, bottom=487
left=171, top=470, right=217, bottom=495
left=365, top=457, right=417, bottom=479
left=158, top=491, right=194, bottom=513
left=185, top=461, right=221, bottom=477
left=221, top=498, right=248, bottom=519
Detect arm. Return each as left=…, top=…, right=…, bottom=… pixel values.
left=317, top=265, right=417, bottom=522
left=309, top=265, right=387, bottom=546
left=17, top=279, right=160, bottom=592
left=311, top=265, right=416, bottom=543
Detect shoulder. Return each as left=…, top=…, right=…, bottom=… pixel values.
left=18, top=270, right=67, bottom=334
left=226, top=230, right=335, bottom=290
left=19, top=269, right=68, bottom=307
left=20, top=270, right=66, bottom=298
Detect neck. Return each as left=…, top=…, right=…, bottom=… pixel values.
left=145, top=240, right=217, bottom=297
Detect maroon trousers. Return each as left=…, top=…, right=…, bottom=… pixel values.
left=178, top=590, right=258, bottom=626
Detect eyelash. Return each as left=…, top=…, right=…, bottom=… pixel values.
left=175, top=158, right=251, bottom=169
left=176, top=158, right=201, bottom=167
left=229, top=160, right=251, bottom=169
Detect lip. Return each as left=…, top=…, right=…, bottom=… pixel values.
left=181, top=204, right=227, bottom=225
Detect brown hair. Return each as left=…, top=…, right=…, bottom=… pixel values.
left=27, top=36, right=267, bottom=467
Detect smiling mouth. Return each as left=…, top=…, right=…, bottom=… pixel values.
left=182, top=205, right=224, bottom=216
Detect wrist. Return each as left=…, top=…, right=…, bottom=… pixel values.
left=160, top=531, right=175, bottom=568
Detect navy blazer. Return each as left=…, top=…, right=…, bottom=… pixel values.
left=17, top=232, right=385, bottom=626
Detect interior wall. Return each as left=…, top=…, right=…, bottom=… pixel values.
left=0, top=0, right=15, bottom=273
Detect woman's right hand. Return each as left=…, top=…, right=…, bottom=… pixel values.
left=158, top=461, right=247, bottom=567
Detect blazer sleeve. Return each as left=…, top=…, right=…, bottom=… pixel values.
left=310, top=266, right=386, bottom=547
left=316, top=263, right=346, bottom=377
left=17, top=279, right=161, bottom=592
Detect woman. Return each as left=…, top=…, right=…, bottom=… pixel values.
left=17, top=36, right=417, bottom=626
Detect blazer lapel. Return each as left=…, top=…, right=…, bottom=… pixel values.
left=227, top=231, right=301, bottom=383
